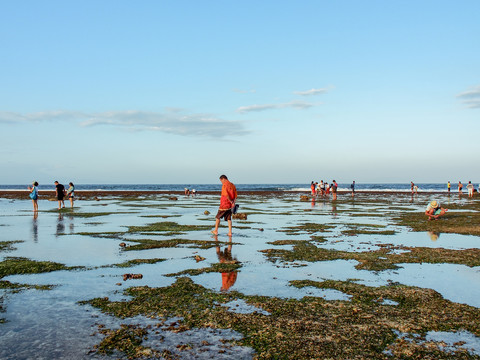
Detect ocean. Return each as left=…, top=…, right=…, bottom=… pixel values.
left=0, top=183, right=460, bottom=192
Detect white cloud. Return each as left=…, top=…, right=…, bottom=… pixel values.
left=233, top=88, right=256, bottom=94
left=294, top=88, right=329, bottom=96
left=0, top=110, right=85, bottom=123
left=0, top=110, right=249, bottom=138
left=237, top=100, right=316, bottom=113
left=457, top=86, right=480, bottom=109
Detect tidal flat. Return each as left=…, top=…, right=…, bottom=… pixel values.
left=0, top=191, right=480, bottom=359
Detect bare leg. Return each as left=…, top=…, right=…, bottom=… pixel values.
left=227, top=219, right=232, bottom=236
left=211, top=218, right=220, bottom=235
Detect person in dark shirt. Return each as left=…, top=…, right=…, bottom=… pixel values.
left=54, top=181, right=66, bottom=209
left=351, top=181, right=355, bottom=198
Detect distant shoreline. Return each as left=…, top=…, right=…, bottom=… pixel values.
left=0, top=189, right=448, bottom=200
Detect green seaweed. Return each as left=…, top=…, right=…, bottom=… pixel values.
left=394, top=210, right=480, bottom=236
left=122, top=239, right=222, bottom=251
left=165, top=262, right=241, bottom=277
left=262, top=242, right=480, bottom=271
left=0, top=257, right=82, bottom=279
left=0, top=241, right=22, bottom=253
left=82, top=277, right=480, bottom=359
left=278, top=222, right=334, bottom=234
left=0, top=280, right=53, bottom=291
left=127, top=221, right=211, bottom=234
left=104, top=258, right=166, bottom=268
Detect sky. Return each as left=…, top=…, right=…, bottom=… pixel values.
left=1, top=1, right=479, bottom=184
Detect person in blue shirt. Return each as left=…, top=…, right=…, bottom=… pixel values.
left=28, top=181, right=39, bottom=212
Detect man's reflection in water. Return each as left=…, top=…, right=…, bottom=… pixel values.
left=216, top=240, right=238, bottom=292
left=428, top=231, right=440, bottom=241
left=67, top=214, right=75, bottom=234
left=331, top=203, right=337, bottom=217
left=32, top=212, right=38, bottom=243
left=56, top=213, right=65, bottom=237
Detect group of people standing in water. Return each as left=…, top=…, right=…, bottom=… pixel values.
left=310, top=180, right=355, bottom=201
left=28, top=181, right=75, bottom=212
left=449, top=181, right=479, bottom=198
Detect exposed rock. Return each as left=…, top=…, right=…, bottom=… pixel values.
left=204, top=210, right=210, bottom=215
left=233, top=213, right=247, bottom=220
left=194, top=255, right=206, bottom=262
left=123, top=273, right=143, bottom=281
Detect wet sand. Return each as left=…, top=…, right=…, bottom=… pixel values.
left=0, top=190, right=442, bottom=200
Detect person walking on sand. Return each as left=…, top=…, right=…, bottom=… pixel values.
left=411, top=182, right=414, bottom=194
left=351, top=181, right=355, bottom=197
left=310, top=181, right=316, bottom=196
left=458, top=181, right=463, bottom=194
left=28, top=181, right=39, bottom=212
left=425, top=200, right=448, bottom=220
left=211, top=175, right=237, bottom=237
left=54, top=181, right=66, bottom=209
left=66, top=182, right=75, bottom=208
left=447, top=181, right=451, bottom=193
left=467, top=181, right=474, bottom=197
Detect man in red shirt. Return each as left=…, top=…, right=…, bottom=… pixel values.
left=211, top=175, right=237, bottom=236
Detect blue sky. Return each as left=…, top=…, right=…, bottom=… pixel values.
left=1, top=1, right=479, bottom=184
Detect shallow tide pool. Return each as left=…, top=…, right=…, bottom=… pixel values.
left=1, top=193, right=479, bottom=358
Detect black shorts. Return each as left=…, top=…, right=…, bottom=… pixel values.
left=216, top=209, right=232, bottom=221
left=57, top=195, right=64, bottom=200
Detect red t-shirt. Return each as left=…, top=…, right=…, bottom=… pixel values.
left=220, top=180, right=237, bottom=210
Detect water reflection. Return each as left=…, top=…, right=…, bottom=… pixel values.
left=428, top=231, right=440, bottom=241
left=56, top=213, right=65, bottom=237
left=216, top=240, right=238, bottom=292
left=32, top=212, right=38, bottom=243
left=331, top=203, right=337, bottom=217
left=67, top=214, right=75, bottom=234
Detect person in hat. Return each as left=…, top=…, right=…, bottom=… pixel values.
left=425, top=200, right=448, bottom=220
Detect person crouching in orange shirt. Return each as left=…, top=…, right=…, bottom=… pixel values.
left=211, top=175, right=237, bottom=237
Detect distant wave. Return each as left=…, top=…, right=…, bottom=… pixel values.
left=0, top=183, right=459, bottom=192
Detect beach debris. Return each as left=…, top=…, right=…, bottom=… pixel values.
left=204, top=210, right=210, bottom=215
left=119, top=242, right=127, bottom=248
left=194, top=255, right=206, bottom=262
left=169, top=196, right=178, bottom=201
left=123, top=273, right=143, bottom=281
left=94, top=197, right=100, bottom=201
left=300, top=195, right=310, bottom=201
left=233, top=213, right=247, bottom=220
left=116, top=283, right=122, bottom=286
left=258, top=228, right=264, bottom=231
